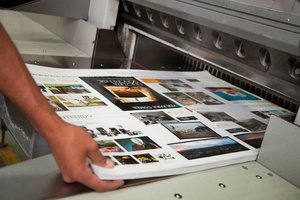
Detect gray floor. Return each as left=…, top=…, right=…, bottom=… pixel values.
left=0, top=130, right=28, bottom=167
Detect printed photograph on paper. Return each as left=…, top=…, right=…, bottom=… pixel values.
left=199, top=111, right=236, bottom=122
left=113, top=155, right=139, bottom=165
left=177, top=116, right=198, bottom=121
left=205, top=87, right=260, bottom=101
left=226, top=128, right=250, bottom=134
left=39, top=85, right=49, bottom=95
left=235, top=132, right=265, bottom=149
left=185, top=92, right=223, bottom=105
left=251, top=111, right=270, bottom=119
left=46, top=96, right=68, bottom=111
left=164, top=92, right=199, bottom=106
left=154, top=153, right=175, bottom=160
left=57, top=95, right=107, bottom=107
left=131, top=111, right=177, bottom=125
left=96, top=126, right=143, bottom=137
left=236, top=118, right=267, bottom=132
left=115, top=136, right=161, bottom=152
left=45, top=83, right=91, bottom=94
left=96, top=140, right=124, bottom=153
left=169, top=137, right=249, bottom=160
left=134, top=153, right=159, bottom=163
left=261, top=109, right=294, bottom=118
left=158, top=79, right=184, bottom=84
left=186, top=79, right=200, bottom=82
left=80, top=77, right=180, bottom=111
left=162, top=122, right=220, bottom=139
left=160, top=83, right=193, bottom=91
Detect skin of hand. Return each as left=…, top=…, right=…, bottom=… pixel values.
left=0, top=24, right=124, bottom=191
left=48, top=121, right=124, bottom=191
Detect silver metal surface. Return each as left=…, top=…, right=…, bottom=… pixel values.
left=88, top=0, right=120, bottom=29
left=119, top=23, right=300, bottom=111
left=64, top=161, right=300, bottom=199
left=124, top=0, right=300, bottom=55
left=0, top=155, right=89, bottom=200
left=14, top=0, right=91, bottom=20
left=0, top=154, right=299, bottom=200
left=117, top=1, right=300, bottom=112
left=178, top=0, right=300, bottom=26
left=258, top=116, right=300, bottom=188
left=0, top=10, right=97, bottom=68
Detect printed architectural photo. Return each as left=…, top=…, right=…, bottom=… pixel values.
left=177, top=116, right=198, bottom=121
left=235, top=132, right=265, bottom=149
left=206, top=87, right=260, bottom=101
left=134, top=153, right=159, bottom=163
left=131, top=111, right=177, bottom=125
left=169, top=137, right=249, bottom=160
left=236, top=118, right=267, bottom=132
left=81, top=77, right=180, bottom=111
left=104, top=85, right=157, bottom=103
left=164, top=92, right=199, bottom=106
left=45, top=83, right=90, bottom=94
left=39, top=85, right=48, bottom=94
left=96, top=140, right=124, bottom=153
left=186, top=79, right=200, bottom=82
left=261, top=109, right=294, bottom=118
left=96, top=126, right=143, bottom=137
left=186, top=92, right=223, bottom=105
left=158, top=79, right=184, bottom=84
left=115, top=136, right=161, bottom=152
left=251, top=111, right=270, bottom=119
left=162, top=122, right=219, bottom=139
left=57, top=95, right=107, bottom=107
left=160, top=83, right=193, bottom=91
left=113, top=155, right=139, bottom=165
left=46, top=96, right=68, bottom=111
left=226, top=128, right=250, bottom=134
left=200, top=111, right=236, bottom=122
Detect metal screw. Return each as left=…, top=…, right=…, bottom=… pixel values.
left=174, top=193, right=182, bottom=199
left=294, top=67, right=300, bottom=76
left=256, top=175, right=262, bottom=179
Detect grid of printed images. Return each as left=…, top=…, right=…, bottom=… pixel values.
left=80, top=77, right=181, bottom=111
left=96, top=136, right=164, bottom=165
left=40, top=83, right=108, bottom=112
left=169, top=137, right=249, bottom=160
left=34, top=72, right=295, bottom=178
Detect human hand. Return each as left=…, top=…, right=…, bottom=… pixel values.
left=46, top=122, right=124, bottom=192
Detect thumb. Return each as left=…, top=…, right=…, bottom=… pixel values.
left=88, top=143, right=115, bottom=168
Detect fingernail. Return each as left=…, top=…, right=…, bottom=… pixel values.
left=105, top=159, right=115, bottom=168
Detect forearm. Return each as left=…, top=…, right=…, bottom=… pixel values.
left=0, top=24, right=124, bottom=191
left=0, top=24, right=63, bottom=141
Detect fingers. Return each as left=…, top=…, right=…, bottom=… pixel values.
left=87, top=140, right=115, bottom=168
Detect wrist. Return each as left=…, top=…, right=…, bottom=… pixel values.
left=28, top=103, right=67, bottom=141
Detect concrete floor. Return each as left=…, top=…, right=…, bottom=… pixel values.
left=0, top=130, right=28, bottom=167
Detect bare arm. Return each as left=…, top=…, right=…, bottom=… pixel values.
left=0, top=24, right=123, bottom=191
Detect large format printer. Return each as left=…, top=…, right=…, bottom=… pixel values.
left=0, top=0, right=299, bottom=199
